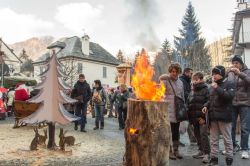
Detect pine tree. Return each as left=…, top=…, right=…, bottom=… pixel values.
left=21, top=50, right=79, bottom=149
left=174, top=1, right=211, bottom=73
left=117, top=50, right=125, bottom=63
left=20, top=49, right=34, bottom=76
left=161, top=38, right=173, bottom=64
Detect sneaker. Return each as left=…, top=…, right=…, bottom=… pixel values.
left=221, top=150, right=226, bottom=155
left=192, top=151, right=204, bottom=159
left=202, top=154, right=210, bottom=163
left=241, top=150, right=249, bottom=159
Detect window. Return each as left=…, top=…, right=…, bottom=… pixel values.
left=8, top=64, right=14, bottom=73
left=103, top=66, right=107, bottom=78
left=77, top=63, right=82, bottom=74
left=40, top=66, right=43, bottom=74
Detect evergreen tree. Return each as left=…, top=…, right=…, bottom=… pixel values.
left=161, top=38, right=173, bottom=64
left=174, top=1, right=211, bottom=73
left=116, top=50, right=125, bottom=63
left=20, top=49, right=34, bottom=77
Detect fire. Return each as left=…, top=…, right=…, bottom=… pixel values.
left=131, top=49, right=165, bottom=101
left=129, top=128, right=138, bottom=135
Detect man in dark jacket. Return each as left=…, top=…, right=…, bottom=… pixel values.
left=203, top=65, right=235, bottom=166
left=180, top=68, right=193, bottom=102
left=180, top=68, right=196, bottom=144
left=116, top=84, right=129, bottom=130
left=71, top=74, right=91, bottom=132
left=228, top=55, right=250, bottom=159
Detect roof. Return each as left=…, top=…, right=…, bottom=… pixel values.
left=47, top=41, right=66, bottom=49
left=233, top=8, right=250, bottom=44
left=0, top=39, right=22, bottom=63
left=34, top=36, right=120, bottom=66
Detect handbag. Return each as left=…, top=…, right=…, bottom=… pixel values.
left=168, top=80, right=188, bottom=122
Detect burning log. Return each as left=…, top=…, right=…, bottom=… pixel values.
left=124, top=49, right=171, bottom=166
left=124, top=99, right=171, bottom=166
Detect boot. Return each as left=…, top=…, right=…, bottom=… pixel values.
left=100, top=122, right=104, bottom=129
left=93, top=121, right=99, bottom=130
left=174, top=141, right=183, bottom=159
left=225, top=158, right=233, bottom=166
left=74, top=121, right=78, bottom=130
left=169, top=147, right=177, bottom=160
left=206, top=157, right=218, bottom=166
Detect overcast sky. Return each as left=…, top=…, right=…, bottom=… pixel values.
left=0, top=0, right=237, bottom=56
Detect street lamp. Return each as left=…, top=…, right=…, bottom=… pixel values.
left=0, top=38, right=4, bottom=87
left=0, top=51, right=4, bottom=87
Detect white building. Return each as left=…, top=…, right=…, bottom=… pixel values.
left=232, top=1, right=250, bottom=67
left=33, top=35, right=120, bottom=88
left=0, top=38, right=22, bottom=75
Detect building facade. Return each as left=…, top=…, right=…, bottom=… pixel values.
left=0, top=38, right=22, bottom=75
left=33, top=35, right=120, bottom=88
left=232, top=1, right=250, bottom=67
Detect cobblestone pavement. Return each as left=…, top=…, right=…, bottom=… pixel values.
left=0, top=116, right=124, bottom=166
left=0, top=116, right=249, bottom=166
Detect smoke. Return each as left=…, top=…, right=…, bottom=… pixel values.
left=126, top=0, right=161, bottom=51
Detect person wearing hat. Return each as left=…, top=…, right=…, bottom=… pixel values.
left=14, top=83, right=29, bottom=101
left=202, top=65, right=235, bottom=166
left=228, top=55, right=250, bottom=159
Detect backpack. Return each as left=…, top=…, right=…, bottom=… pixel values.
left=92, top=89, right=103, bottom=104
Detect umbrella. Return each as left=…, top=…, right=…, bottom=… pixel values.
left=0, top=87, right=8, bottom=93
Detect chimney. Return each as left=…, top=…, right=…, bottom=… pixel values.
left=238, top=0, right=248, bottom=10
left=81, top=35, right=90, bottom=56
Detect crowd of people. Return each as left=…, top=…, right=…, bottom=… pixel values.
left=70, top=74, right=132, bottom=132
left=0, top=54, right=249, bottom=166
left=159, top=55, right=250, bottom=166
left=0, top=82, right=31, bottom=120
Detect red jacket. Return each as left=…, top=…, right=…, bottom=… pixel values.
left=15, top=89, right=29, bottom=101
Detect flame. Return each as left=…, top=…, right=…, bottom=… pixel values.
left=131, top=49, right=165, bottom=101
left=129, top=128, right=138, bottom=135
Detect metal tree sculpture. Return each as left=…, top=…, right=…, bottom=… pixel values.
left=21, top=50, right=79, bottom=149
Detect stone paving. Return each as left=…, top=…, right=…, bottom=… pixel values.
left=0, top=116, right=249, bottom=166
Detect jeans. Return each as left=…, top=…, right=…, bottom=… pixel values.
left=232, top=106, right=250, bottom=150
left=118, top=107, right=127, bottom=128
left=193, top=123, right=210, bottom=154
left=75, top=102, right=87, bottom=129
left=95, top=105, right=104, bottom=123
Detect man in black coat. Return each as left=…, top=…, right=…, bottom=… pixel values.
left=180, top=68, right=196, bottom=144
left=180, top=68, right=193, bottom=102
left=71, top=74, right=91, bottom=132
left=203, top=65, right=235, bottom=166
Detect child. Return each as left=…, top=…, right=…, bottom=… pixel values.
left=203, top=65, right=235, bottom=166
left=188, top=72, right=210, bottom=163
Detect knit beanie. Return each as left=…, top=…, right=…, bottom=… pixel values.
left=212, top=65, right=225, bottom=78
left=232, top=55, right=244, bottom=65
